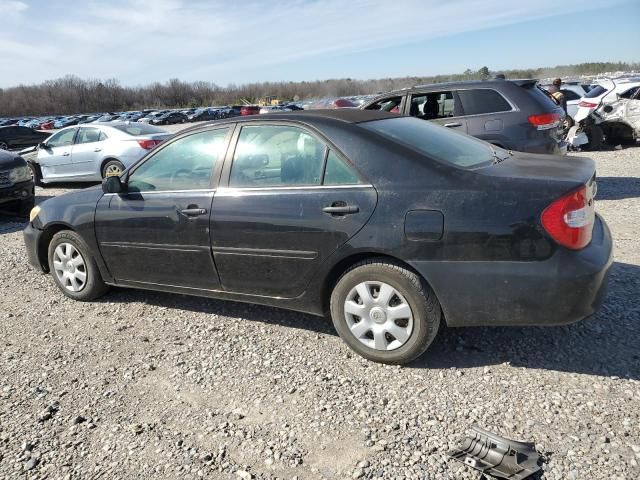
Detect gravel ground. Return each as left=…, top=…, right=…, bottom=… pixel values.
left=0, top=140, right=638, bottom=480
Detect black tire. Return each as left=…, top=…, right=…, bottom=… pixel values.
left=101, top=159, right=125, bottom=179
left=47, top=230, right=109, bottom=301
left=330, top=258, right=441, bottom=364
left=28, top=162, right=43, bottom=187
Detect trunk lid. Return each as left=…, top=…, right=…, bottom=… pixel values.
left=480, top=152, right=595, bottom=188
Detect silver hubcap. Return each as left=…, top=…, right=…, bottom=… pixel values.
left=53, top=243, right=87, bottom=292
left=105, top=164, right=122, bottom=177
left=344, top=281, right=414, bottom=351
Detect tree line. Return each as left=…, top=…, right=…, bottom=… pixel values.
left=0, top=62, right=638, bottom=117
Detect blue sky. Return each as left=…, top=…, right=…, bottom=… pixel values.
left=1, top=0, right=638, bottom=88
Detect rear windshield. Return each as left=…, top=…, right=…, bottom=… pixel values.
left=360, top=117, right=494, bottom=168
left=528, top=85, right=561, bottom=110
left=112, top=124, right=166, bottom=136
left=585, top=86, right=606, bottom=98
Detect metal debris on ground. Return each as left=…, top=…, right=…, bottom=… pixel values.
left=448, top=425, right=542, bottom=479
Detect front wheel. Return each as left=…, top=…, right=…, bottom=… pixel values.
left=330, top=259, right=441, bottom=364
left=47, top=230, right=109, bottom=301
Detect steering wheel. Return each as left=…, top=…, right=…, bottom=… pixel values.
left=170, top=169, right=191, bottom=186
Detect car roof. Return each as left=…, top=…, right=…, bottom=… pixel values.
left=176, top=109, right=399, bottom=136
left=372, top=79, right=536, bottom=96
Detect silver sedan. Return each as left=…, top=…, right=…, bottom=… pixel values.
left=28, top=122, right=171, bottom=184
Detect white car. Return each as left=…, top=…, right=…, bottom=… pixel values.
left=573, top=79, right=640, bottom=123
left=592, top=85, right=640, bottom=144
left=29, top=122, right=171, bottom=184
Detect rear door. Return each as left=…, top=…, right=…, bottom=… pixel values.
left=456, top=88, right=514, bottom=145
left=406, top=90, right=467, bottom=133
left=37, top=128, right=78, bottom=180
left=211, top=123, right=377, bottom=297
left=71, top=127, right=109, bottom=177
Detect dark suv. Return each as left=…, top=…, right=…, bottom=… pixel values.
left=361, top=79, right=567, bottom=154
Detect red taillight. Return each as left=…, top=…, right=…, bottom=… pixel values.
left=527, top=112, right=561, bottom=129
left=578, top=101, right=598, bottom=108
left=137, top=139, right=162, bottom=150
left=541, top=185, right=594, bottom=250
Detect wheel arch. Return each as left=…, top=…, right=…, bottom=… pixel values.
left=100, top=157, right=123, bottom=177
left=320, top=252, right=446, bottom=324
left=36, top=222, right=75, bottom=272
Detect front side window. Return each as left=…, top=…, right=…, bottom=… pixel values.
left=76, top=128, right=103, bottom=144
left=457, top=89, right=512, bottom=115
left=128, top=128, right=229, bottom=192
left=409, top=91, right=456, bottom=119
left=46, top=128, right=76, bottom=148
left=229, top=125, right=326, bottom=187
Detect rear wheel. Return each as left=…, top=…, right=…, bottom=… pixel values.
left=102, top=159, right=125, bottom=179
left=330, top=259, right=441, bottom=364
left=47, top=230, right=109, bottom=301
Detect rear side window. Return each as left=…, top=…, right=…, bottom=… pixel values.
left=360, top=117, right=494, bottom=168
left=457, top=89, right=511, bottom=115
left=114, top=124, right=166, bottom=136
left=585, top=86, right=606, bottom=98
left=323, top=151, right=361, bottom=185
left=230, top=125, right=326, bottom=188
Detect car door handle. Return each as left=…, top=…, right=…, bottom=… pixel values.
left=94, top=148, right=102, bottom=152
left=180, top=208, right=207, bottom=217
left=323, top=204, right=359, bottom=215
left=444, top=122, right=462, bottom=128
left=62, top=152, right=70, bottom=156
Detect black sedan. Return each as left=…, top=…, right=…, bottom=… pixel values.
left=0, top=125, right=51, bottom=151
left=151, top=111, right=188, bottom=125
left=23, top=110, right=612, bottom=364
left=0, top=149, right=34, bottom=216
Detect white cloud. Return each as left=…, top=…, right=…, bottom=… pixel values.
left=0, top=0, right=623, bottom=87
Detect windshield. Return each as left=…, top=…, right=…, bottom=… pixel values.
left=113, top=124, right=166, bottom=136
left=585, top=85, right=607, bottom=98
left=359, top=117, right=495, bottom=168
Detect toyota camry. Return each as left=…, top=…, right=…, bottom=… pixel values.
left=23, top=110, right=612, bottom=364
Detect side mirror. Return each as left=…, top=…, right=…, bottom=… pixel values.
left=38, top=142, right=49, bottom=150
left=102, top=175, right=125, bottom=194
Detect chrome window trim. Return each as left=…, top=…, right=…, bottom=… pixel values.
left=215, top=184, right=373, bottom=195
left=103, top=189, right=215, bottom=195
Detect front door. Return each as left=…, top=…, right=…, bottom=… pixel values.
left=38, top=128, right=78, bottom=180
left=212, top=124, right=377, bottom=298
left=95, top=127, right=232, bottom=290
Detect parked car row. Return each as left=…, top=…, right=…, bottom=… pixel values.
left=0, top=103, right=309, bottom=133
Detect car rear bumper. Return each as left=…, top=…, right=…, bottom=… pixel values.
left=410, top=214, right=613, bottom=327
